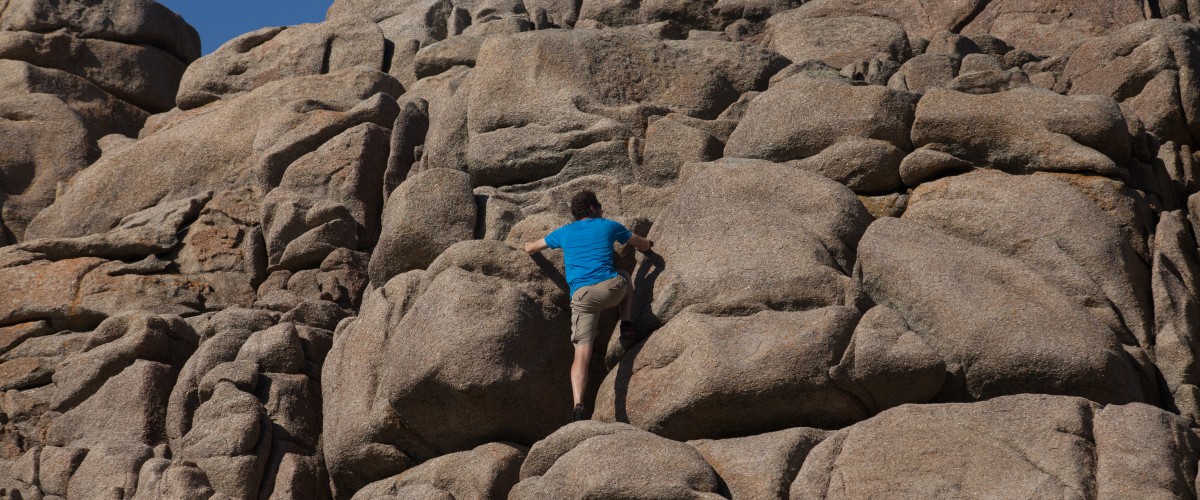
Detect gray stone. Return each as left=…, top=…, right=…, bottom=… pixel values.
left=421, top=29, right=786, bottom=188
left=65, top=442, right=153, bottom=500
left=0, top=0, right=201, bottom=62
left=0, top=59, right=148, bottom=140
left=1150, top=211, right=1200, bottom=424
left=726, top=76, right=916, bottom=163
left=46, top=360, right=175, bottom=448
left=352, top=442, right=526, bottom=500
left=511, top=422, right=724, bottom=499
left=0, top=93, right=95, bottom=243
left=27, top=67, right=402, bottom=240
left=1061, top=20, right=1200, bottom=149
left=368, top=168, right=477, bottom=287
left=629, top=159, right=870, bottom=330
left=765, top=14, right=910, bottom=69
left=261, top=123, right=389, bottom=271
left=595, top=308, right=866, bottom=439
left=887, top=54, right=959, bottom=93
left=791, top=395, right=1199, bottom=499
left=911, top=87, right=1131, bottom=176
left=323, top=241, right=571, bottom=496
left=0, top=30, right=186, bottom=112
left=858, top=172, right=1158, bottom=404
left=690, top=428, right=829, bottom=500
left=177, top=19, right=388, bottom=110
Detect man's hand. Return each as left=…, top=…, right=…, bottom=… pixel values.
left=628, top=234, right=654, bottom=253
left=524, top=238, right=549, bottom=254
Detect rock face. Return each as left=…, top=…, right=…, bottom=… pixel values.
left=0, top=0, right=198, bottom=244
left=792, top=395, right=1200, bottom=499
left=5, top=0, right=1200, bottom=499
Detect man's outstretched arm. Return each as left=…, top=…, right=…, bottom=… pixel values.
left=524, top=238, right=549, bottom=254
left=627, top=234, right=654, bottom=252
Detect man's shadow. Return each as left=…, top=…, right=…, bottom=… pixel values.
left=605, top=249, right=666, bottom=422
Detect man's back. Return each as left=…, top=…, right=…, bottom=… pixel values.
left=545, top=218, right=631, bottom=297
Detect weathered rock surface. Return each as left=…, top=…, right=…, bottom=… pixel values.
left=27, top=67, right=402, bottom=240
left=628, top=158, right=870, bottom=329
left=367, top=168, right=477, bottom=287
left=792, top=395, right=1200, bottom=499
left=691, top=427, right=829, bottom=499
left=420, top=29, right=787, bottom=188
left=6, top=1, right=1200, bottom=498
left=352, top=442, right=526, bottom=499
left=511, top=421, right=724, bottom=499
left=177, top=18, right=389, bottom=110
left=323, top=240, right=570, bottom=496
left=859, top=171, right=1159, bottom=404
left=909, top=87, right=1131, bottom=180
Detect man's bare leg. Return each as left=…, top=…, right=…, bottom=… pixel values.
left=571, top=342, right=593, bottom=406
left=619, top=286, right=633, bottom=322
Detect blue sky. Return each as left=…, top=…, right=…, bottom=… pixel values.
left=159, top=0, right=333, bottom=55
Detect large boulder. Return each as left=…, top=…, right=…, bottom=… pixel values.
left=0, top=30, right=186, bottom=112
left=1059, top=20, right=1200, bottom=150
left=420, top=29, right=787, bottom=188
left=510, top=421, right=724, bottom=499
left=906, top=87, right=1131, bottom=183
left=725, top=77, right=915, bottom=192
left=0, top=93, right=96, bottom=243
left=595, top=306, right=943, bottom=440
left=690, top=427, right=829, bottom=500
left=786, top=0, right=986, bottom=42
left=177, top=19, right=389, bottom=110
left=0, top=59, right=149, bottom=140
left=857, top=170, right=1159, bottom=405
left=351, top=442, right=526, bottom=499
left=26, top=67, right=402, bottom=240
left=322, top=240, right=571, bottom=496
left=367, top=168, right=477, bottom=287
left=791, top=395, right=1200, bottom=499
left=764, top=14, right=911, bottom=70
left=789, top=0, right=1147, bottom=55
left=0, top=0, right=201, bottom=63
left=629, top=159, right=870, bottom=330
left=959, top=0, right=1148, bottom=56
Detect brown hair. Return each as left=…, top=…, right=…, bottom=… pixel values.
left=570, top=190, right=601, bottom=220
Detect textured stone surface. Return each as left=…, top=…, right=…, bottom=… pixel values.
left=177, top=18, right=389, bottom=110
left=27, top=67, right=402, bottom=240
left=511, top=422, right=724, bottom=499
left=324, top=241, right=571, bottom=496
left=791, top=395, right=1199, bottom=499
left=628, top=159, right=870, bottom=330
left=4, top=1, right=1200, bottom=499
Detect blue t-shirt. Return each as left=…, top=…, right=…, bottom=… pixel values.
left=545, top=218, right=632, bottom=297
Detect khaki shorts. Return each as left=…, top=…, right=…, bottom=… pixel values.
left=569, top=272, right=630, bottom=345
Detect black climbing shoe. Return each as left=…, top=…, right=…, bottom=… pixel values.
left=572, top=403, right=587, bottom=422
left=619, top=321, right=646, bottom=351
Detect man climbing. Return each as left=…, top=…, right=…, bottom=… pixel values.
left=524, top=190, right=654, bottom=422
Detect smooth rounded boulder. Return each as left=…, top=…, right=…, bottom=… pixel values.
left=909, top=87, right=1131, bottom=180
left=511, top=421, right=725, bottom=499
left=323, top=240, right=572, bottom=496
left=791, top=395, right=1200, bottom=499
left=421, top=29, right=787, bottom=187
left=629, top=158, right=871, bottom=329
left=367, top=168, right=477, bottom=287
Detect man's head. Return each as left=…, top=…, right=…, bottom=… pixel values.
left=570, top=190, right=602, bottom=220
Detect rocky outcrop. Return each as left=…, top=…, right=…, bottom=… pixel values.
left=0, top=0, right=198, bottom=244
left=792, top=395, right=1200, bottom=499
left=6, top=0, right=1200, bottom=498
